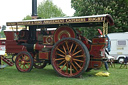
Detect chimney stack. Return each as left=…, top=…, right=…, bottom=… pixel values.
left=32, top=0, right=38, bottom=19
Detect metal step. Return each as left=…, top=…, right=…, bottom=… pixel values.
left=0, top=55, right=14, bottom=66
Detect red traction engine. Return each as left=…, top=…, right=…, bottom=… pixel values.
left=6, top=14, right=114, bottom=77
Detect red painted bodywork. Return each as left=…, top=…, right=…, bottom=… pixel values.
left=4, top=31, right=27, bottom=54
left=78, top=33, right=107, bottom=69
left=39, top=51, right=51, bottom=60
left=3, top=27, right=106, bottom=69
left=54, top=26, right=76, bottom=43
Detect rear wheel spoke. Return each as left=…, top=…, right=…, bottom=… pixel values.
left=70, top=64, right=73, bottom=75
left=65, top=41, right=69, bottom=52
left=71, top=62, right=78, bottom=72
left=72, top=50, right=82, bottom=56
left=58, top=60, right=66, bottom=66
left=66, top=63, right=68, bottom=73
left=56, top=53, right=65, bottom=57
left=73, top=59, right=84, bottom=62
left=72, top=45, right=78, bottom=54
left=74, top=55, right=84, bottom=58
left=60, top=62, right=67, bottom=71
left=63, top=45, right=67, bottom=53
left=56, top=48, right=65, bottom=55
left=74, top=61, right=82, bottom=69
left=55, top=58, right=65, bottom=61
left=69, top=43, right=73, bottom=53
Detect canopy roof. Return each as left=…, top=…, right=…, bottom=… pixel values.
left=6, top=14, right=114, bottom=28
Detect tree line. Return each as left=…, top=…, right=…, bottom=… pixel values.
left=71, top=0, right=128, bottom=39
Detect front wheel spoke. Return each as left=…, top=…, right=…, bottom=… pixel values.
left=19, top=64, right=22, bottom=67
left=72, top=50, right=82, bottom=56
left=25, top=56, right=29, bottom=61
left=19, top=57, right=23, bottom=61
left=56, top=48, right=65, bottom=55
left=55, top=58, right=65, bottom=61
left=73, top=59, right=84, bottom=62
left=58, top=60, right=66, bottom=66
left=60, top=62, right=67, bottom=71
left=74, top=61, right=82, bottom=69
left=25, top=61, right=31, bottom=64
left=22, top=55, right=25, bottom=60
left=24, top=65, right=27, bottom=69
left=23, top=65, right=25, bottom=69
left=26, top=63, right=30, bottom=67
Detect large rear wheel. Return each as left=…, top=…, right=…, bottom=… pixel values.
left=15, top=51, right=34, bottom=72
left=51, top=38, right=90, bottom=77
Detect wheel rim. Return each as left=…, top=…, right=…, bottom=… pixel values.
left=119, top=58, right=124, bottom=63
left=52, top=38, right=89, bottom=77
left=12, top=55, right=17, bottom=63
left=16, top=52, right=33, bottom=72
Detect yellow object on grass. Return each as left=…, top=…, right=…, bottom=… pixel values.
left=3, top=53, right=8, bottom=57
left=95, top=72, right=110, bottom=77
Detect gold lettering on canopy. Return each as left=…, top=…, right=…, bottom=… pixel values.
left=34, top=21, right=42, bottom=24
left=6, top=17, right=104, bottom=26
left=88, top=17, right=103, bottom=21
left=44, top=19, right=64, bottom=24
left=66, top=18, right=87, bottom=23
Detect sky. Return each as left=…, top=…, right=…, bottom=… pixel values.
left=0, top=0, right=75, bottom=26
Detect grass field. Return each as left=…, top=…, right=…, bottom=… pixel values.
left=0, top=64, right=128, bottom=85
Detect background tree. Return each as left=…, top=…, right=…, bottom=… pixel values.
left=2, top=25, right=6, bottom=31
left=0, top=25, right=6, bottom=38
left=23, top=15, right=32, bottom=20
left=71, top=0, right=128, bottom=39
left=38, top=0, right=66, bottom=18
left=23, top=0, right=66, bottom=20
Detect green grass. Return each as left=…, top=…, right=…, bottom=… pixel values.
left=0, top=64, right=128, bottom=85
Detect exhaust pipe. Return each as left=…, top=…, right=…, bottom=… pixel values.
left=32, top=0, right=38, bottom=19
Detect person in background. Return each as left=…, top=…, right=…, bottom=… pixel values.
left=104, top=35, right=111, bottom=70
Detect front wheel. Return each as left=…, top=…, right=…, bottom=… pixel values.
left=118, top=57, right=124, bottom=64
left=15, top=51, right=34, bottom=72
left=51, top=38, right=90, bottom=78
